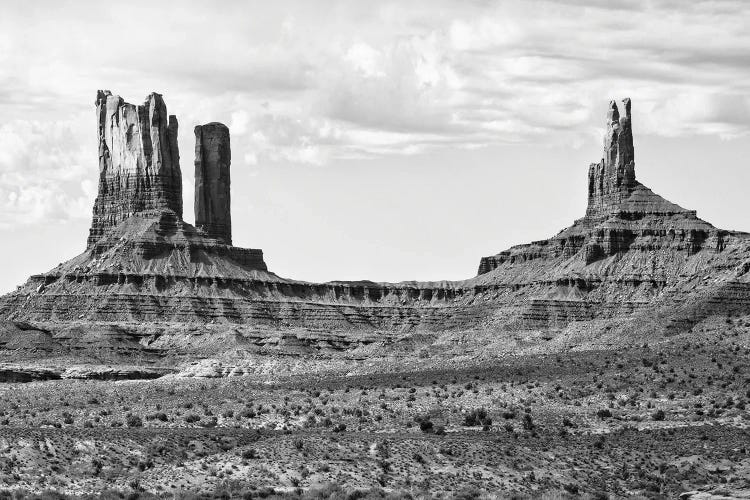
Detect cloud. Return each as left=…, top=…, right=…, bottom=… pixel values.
left=0, top=116, right=95, bottom=227
left=0, top=0, right=749, bottom=225
left=230, top=110, right=250, bottom=136
left=645, top=91, right=750, bottom=140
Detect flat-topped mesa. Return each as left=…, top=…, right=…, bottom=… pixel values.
left=586, top=98, right=637, bottom=217
left=87, top=90, right=183, bottom=248
left=194, top=123, right=232, bottom=245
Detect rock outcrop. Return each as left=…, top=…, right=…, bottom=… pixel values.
left=479, top=98, right=706, bottom=273
left=194, top=123, right=232, bottom=244
left=472, top=100, right=747, bottom=333
left=88, top=91, right=183, bottom=247
left=2, top=94, right=750, bottom=366
left=584, top=98, right=691, bottom=219
left=81, top=91, right=266, bottom=279
left=586, top=98, right=637, bottom=217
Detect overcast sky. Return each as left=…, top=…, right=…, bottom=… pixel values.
left=0, top=0, right=749, bottom=292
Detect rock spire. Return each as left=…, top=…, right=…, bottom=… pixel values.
left=88, top=91, right=183, bottom=247
left=194, top=123, right=232, bottom=245
left=586, top=98, right=637, bottom=217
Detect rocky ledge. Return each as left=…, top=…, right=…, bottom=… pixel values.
left=2, top=95, right=750, bottom=366
left=0, top=364, right=171, bottom=382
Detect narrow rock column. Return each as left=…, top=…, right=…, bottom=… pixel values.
left=616, top=97, right=634, bottom=170
left=586, top=98, right=637, bottom=217
left=194, top=123, right=232, bottom=245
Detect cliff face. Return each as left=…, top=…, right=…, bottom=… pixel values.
left=479, top=98, right=706, bottom=275
left=583, top=98, right=689, bottom=219
left=471, top=98, right=750, bottom=342
left=194, top=123, right=232, bottom=245
left=79, top=91, right=268, bottom=287
left=2, top=95, right=750, bottom=363
left=88, top=91, right=183, bottom=247
left=586, top=98, right=637, bottom=217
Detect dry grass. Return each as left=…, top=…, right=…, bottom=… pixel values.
left=0, top=333, right=745, bottom=498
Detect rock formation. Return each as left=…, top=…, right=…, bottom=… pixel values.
left=79, top=91, right=266, bottom=278
left=194, top=123, right=232, bottom=244
left=2, top=94, right=750, bottom=365
left=583, top=98, right=689, bottom=219
left=88, top=91, right=183, bottom=247
left=586, top=98, right=637, bottom=217
left=472, top=100, right=745, bottom=333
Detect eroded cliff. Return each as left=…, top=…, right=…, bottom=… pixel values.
left=195, top=122, right=232, bottom=245
left=2, top=95, right=749, bottom=367
left=88, top=91, right=183, bottom=247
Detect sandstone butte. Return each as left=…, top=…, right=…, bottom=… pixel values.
left=0, top=92, right=748, bottom=377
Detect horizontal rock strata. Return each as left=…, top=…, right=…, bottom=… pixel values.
left=88, top=91, right=183, bottom=247
left=2, top=96, right=750, bottom=361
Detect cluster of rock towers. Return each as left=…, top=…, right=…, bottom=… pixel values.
left=4, top=90, right=745, bottom=343
left=88, top=91, right=233, bottom=247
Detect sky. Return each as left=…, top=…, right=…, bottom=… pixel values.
left=0, top=0, right=749, bottom=292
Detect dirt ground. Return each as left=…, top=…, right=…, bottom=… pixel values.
left=0, top=331, right=746, bottom=499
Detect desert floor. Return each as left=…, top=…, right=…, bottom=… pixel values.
left=0, top=330, right=747, bottom=499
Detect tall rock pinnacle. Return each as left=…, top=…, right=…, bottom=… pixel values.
left=194, top=123, right=232, bottom=245
left=87, top=91, right=183, bottom=247
left=586, top=98, right=637, bottom=217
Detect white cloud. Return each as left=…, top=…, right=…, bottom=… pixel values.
left=345, top=43, right=385, bottom=78
left=0, top=0, right=749, bottom=225
left=649, top=92, right=750, bottom=140
left=0, top=116, right=94, bottom=227
left=230, top=110, right=250, bottom=136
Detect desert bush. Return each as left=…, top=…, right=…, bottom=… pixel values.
left=593, top=435, right=605, bottom=449
left=137, top=459, right=154, bottom=472
left=91, top=458, right=103, bottom=476
left=414, top=415, right=434, bottom=433
left=522, top=413, right=534, bottom=430
left=239, top=408, right=256, bottom=419
left=200, top=416, right=218, bottom=428
left=463, top=408, right=492, bottom=427
left=596, top=408, right=612, bottom=419
left=126, top=413, right=143, bottom=428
